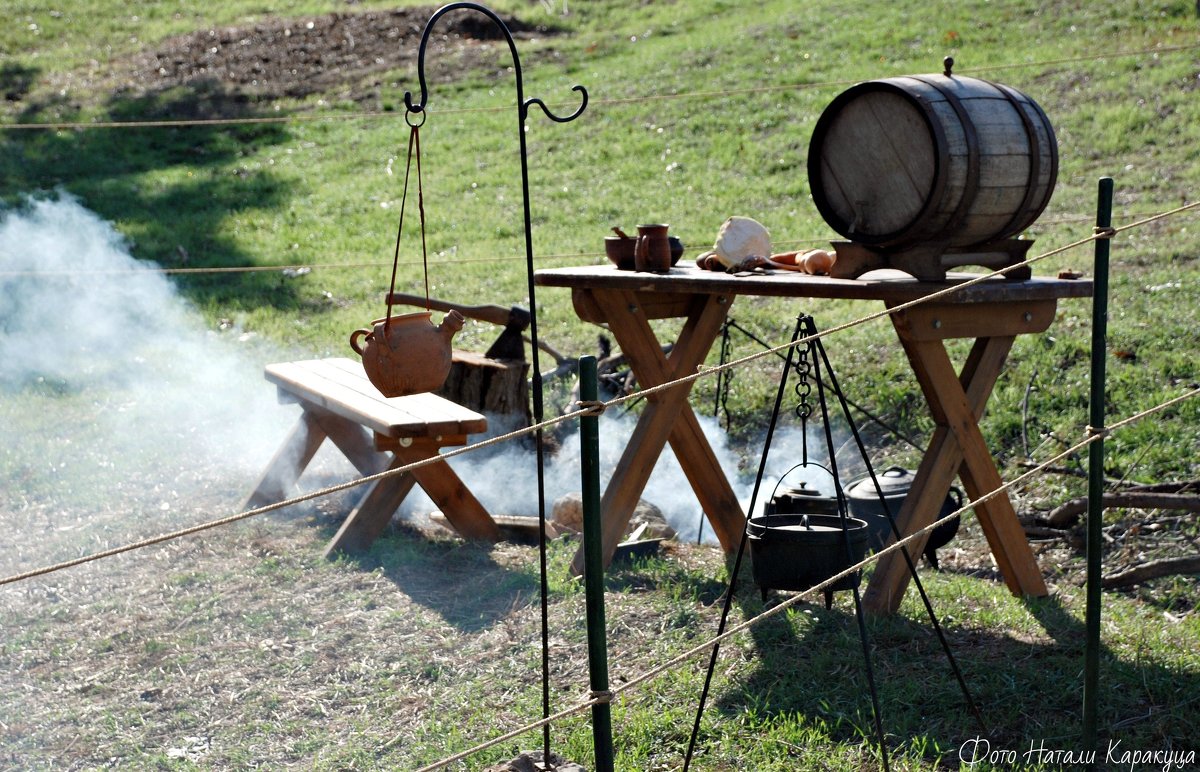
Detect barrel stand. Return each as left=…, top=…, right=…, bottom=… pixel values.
left=828, top=239, right=1035, bottom=282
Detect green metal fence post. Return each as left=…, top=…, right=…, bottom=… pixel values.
left=1083, top=176, right=1113, bottom=754
left=579, top=356, right=615, bottom=772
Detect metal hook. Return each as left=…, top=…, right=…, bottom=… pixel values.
left=394, top=8, right=589, bottom=761
left=524, top=86, right=589, bottom=124
left=402, top=2, right=589, bottom=128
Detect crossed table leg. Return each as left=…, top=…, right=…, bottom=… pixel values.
left=863, top=300, right=1051, bottom=614
left=568, top=288, right=745, bottom=575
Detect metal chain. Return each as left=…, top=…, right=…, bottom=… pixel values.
left=791, top=319, right=815, bottom=462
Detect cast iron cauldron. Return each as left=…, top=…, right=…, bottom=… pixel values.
left=747, top=513, right=870, bottom=609
left=844, top=466, right=962, bottom=569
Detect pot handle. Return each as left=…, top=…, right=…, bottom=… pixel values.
left=349, top=327, right=371, bottom=356
left=764, top=460, right=841, bottom=519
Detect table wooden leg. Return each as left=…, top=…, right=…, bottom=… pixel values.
left=864, top=333, right=1047, bottom=614
left=569, top=289, right=738, bottom=575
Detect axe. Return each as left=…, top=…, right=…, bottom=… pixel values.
left=387, top=292, right=531, bottom=361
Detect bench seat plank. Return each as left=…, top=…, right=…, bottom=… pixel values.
left=246, top=357, right=498, bottom=553
left=264, top=357, right=487, bottom=438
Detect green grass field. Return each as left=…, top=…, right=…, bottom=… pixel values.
left=2, top=1, right=1199, bottom=769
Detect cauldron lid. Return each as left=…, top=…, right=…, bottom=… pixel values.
left=780, top=480, right=833, bottom=499
left=846, top=465, right=915, bottom=500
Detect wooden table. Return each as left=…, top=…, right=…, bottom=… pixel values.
left=244, top=358, right=499, bottom=555
left=534, top=264, right=1092, bottom=613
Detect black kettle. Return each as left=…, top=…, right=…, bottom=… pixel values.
left=844, top=466, right=962, bottom=569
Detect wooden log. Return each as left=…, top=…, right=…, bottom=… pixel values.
left=1102, top=556, right=1200, bottom=589
left=438, top=350, right=530, bottom=422
left=1046, top=492, right=1200, bottom=528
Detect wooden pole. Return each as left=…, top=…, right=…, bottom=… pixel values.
left=1083, top=177, right=1113, bottom=755
left=579, top=355, right=615, bottom=772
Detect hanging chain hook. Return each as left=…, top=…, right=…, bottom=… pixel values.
left=404, top=108, right=427, bottom=129
left=791, top=315, right=816, bottom=463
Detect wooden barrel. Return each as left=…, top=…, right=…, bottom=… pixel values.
left=807, top=66, right=1057, bottom=251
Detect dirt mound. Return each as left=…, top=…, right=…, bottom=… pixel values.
left=115, top=6, right=555, bottom=103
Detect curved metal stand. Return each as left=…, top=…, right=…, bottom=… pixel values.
left=404, top=2, right=588, bottom=761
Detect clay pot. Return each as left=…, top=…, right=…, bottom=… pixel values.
left=349, top=310, right=465, bottom=397
left=668, top=236, right=685, bottom=265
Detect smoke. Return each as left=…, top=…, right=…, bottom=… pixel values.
left=404, top=404, right=848, bottom=544
left=0, top=193, right=293, bottom=573
left=0, top=193, right=858, bottom=572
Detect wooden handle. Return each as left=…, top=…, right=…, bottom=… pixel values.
left=386, top=292, right=513, bottom=327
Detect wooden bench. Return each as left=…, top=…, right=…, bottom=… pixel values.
left=243, top=357, right=500, bottom=555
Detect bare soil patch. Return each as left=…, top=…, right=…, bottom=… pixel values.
left=59, top=6, right=563, bottom=117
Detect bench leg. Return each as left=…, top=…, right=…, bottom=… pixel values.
left=323, top=438, right=500, bottom=556
left=324, top=456, right=419, bottom=557
left=243, top=405, right=389, bottom=511
left=398, top=439, right=500, bottom=542
left=309, top=407, right=388, bottom=477
left=243, top=411, right=327, bottom=509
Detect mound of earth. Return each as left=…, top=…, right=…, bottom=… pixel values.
left=111, top=6, right=558, bottom=105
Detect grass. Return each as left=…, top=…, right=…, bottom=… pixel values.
left=2, top=0, right=1200, bottom=768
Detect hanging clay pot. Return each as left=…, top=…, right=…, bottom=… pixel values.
left=349, top=309, right=465, bottom=397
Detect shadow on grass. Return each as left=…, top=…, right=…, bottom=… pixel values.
left=701, top=577, right=1200, bottom=765
left=1, top=63, right=38, bottom=102
left=340, top=525, right=541, bottom=634
left=2, top=78, right=302, bottom=313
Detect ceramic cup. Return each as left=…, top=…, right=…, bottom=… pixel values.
left=634, top=223, right=671, bottom=273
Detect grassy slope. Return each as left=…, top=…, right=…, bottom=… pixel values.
left=2, top=0, right=1199, bottom=768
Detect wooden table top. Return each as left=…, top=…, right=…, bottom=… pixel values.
left=534, top=264, right=1094, bottom=304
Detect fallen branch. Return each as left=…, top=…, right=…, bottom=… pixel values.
left=1022, top=525, right=1074, bottom=541
left=1102, top=556, right=1200, bottom=589
left=1124, top=479, right=1200, bottom=494
left=1046, top=492, right=1200, bottom=528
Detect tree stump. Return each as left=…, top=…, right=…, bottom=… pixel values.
left=438, top=350, right=530, bottom=424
